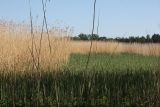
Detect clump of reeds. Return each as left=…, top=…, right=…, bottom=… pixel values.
left=0, top=21, right=70, bottom=73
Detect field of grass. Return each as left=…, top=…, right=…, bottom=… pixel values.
left=0, top=22, right=160, bottom=107
left=66, top=53, right=160, bottom=72
left=0, top=53, right=160, bottom=107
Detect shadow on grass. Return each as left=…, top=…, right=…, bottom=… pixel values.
left=0, top=69, right=160, bottom=107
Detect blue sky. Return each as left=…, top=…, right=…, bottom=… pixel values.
left=0, top=0, right=160, bottom=37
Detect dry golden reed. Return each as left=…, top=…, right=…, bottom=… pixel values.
left=70, top=41, right=160, bottom=56
left=0, top=21, right=160, bottom=72
left=0, top=22, right=70, bottom=72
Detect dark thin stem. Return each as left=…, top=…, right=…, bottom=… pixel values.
left=29, top=0, right=37, bottom=70
left=85, top=0, right=97, bottom=70
left=97, top=10, right=100, bottom=35
left=37, top=0, right=48, bottom=70
left=37, top=1, right=47, bottom=70
left=95, top=10, right=100, bottom=53
left=42, top=0, right=52, bottom=54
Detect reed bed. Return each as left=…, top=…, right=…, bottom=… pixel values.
left=0, top=22, right=160, bottom=73
left=0, top=22, right=160, bottom=107
left=70, top=41, right=160, bottom=56
left=0, top=22, right=70, bottom=73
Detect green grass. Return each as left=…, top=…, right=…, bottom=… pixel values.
left=66, top=53, right=160, bottom=73
left=1, top=71, right=160, bottom=107
left=0, top=53, right=160, bottom=107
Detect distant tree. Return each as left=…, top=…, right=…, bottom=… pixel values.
left=152, top=34, right=160, bottom=43
left=139, top=36, right=146, bottom=43
left=71, top=36, right=80, bottom=40
left=88, top=34, right=99, bottom=40
left=135, top=36, right=140, bottom=42
left=106, top=38, right=114, bottom=41
left=78, top=33, right=88, bottom=40
left=129, top=36, right=135, bottom=43
left=146, top=34, right=151, bottom=43
left=98, top=36, right=107, bottom=41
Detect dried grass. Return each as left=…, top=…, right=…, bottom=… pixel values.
left=0, top=21, right=159, bottom=72
left=70, top=41, right=160, bottom=56
left=0, top=22, right=70, bottom=72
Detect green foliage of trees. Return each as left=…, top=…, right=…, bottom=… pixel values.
left=116, top=34, right=160, bottom=43
left=78, top=33, right=89, bottom=40
left=72, top=33, right=160, bottom=43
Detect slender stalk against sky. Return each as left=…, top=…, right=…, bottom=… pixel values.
left=85, top=0, right=97, bottom=70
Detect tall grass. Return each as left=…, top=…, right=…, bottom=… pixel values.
left=0, top=21, right=70, bottom=72
left=0, top=21, right=160, bottom=107
left=70, top=41, right=160, bottom=56
left=0, top=21, right=160, bottom=73
left=0, top=69, right=160, bottom=107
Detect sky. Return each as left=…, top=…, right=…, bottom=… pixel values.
left=0, top=0, right=160, bottom=38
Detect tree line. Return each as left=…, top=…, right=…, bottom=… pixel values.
left=71, top=33, right=160, bottom=43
